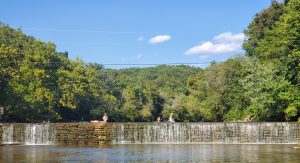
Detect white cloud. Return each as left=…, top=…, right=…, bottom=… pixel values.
left=213, top=32, right=245, bottom=43
left=137, top=36, right=144, bottom=41
left=136, top=54, right=143, bottom=59
left=185, top=32, right=245, bottom=55
left=149, top=35, right=171, bottom=44
left=185, top=41, right=241, bottom=55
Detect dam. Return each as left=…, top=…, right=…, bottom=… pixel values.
left=1, top=122, right=299, bottom=145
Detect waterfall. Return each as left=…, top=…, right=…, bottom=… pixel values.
left=1, top=123, right=56, bottom=145
left=1, top=122, right=299, bottom=145
left=25, top=124, right=56, bottom=145
left=2, top=124, right=14, bottom=144
left=111, top=122, right=300, bottom=144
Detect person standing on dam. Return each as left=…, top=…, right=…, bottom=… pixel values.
left=156, top=116, right=161, bottom=123
left=168, top=113, right=175, bottom=122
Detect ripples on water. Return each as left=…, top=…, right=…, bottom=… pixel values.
left=1, top=144, right=300, bottom=162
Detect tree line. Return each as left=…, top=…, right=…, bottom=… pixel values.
left=0, top=0, right=299, bottom=122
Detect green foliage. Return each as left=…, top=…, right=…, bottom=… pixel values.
left=239, top=58, right=293, bottom=121
left=243, top=0, right=300, bottom=120
left=243, top=0, right=284, bottom=57
left=0, top=0, right=299, bottom=122
left=284, top=106, right=298, bottom=120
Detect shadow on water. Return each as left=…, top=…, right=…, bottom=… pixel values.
left=1, top=144, right=300, bottom=162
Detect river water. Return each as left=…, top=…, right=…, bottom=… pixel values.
left=1, top=144, right=300, bottom=162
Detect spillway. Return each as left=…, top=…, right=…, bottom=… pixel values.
left=110, top=122, right=300, bottom=144
left=1, top=122, right=299, bottom=144
left=1, top=123, right=56, bottom=145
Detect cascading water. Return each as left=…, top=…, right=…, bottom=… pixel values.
left=25, top=124, right=56, bottom=145
left=111, top=122, right=300, bottom=144
left=1, top=123, right=56, bottom=145
left=1, top=122, right=299, bottom=145
left=2, top=124, right=14, bottom=144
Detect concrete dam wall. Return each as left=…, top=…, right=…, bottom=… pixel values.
left=0, top=123, right=111, bottom=145
left=1, top=122, right=299, bottom=145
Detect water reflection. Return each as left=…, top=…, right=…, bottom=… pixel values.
left=1, top=144, right=300, bottom=162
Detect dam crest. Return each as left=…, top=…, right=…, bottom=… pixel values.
left=1, top=122, right=299, bottom=145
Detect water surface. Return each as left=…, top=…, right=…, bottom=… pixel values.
left=1, top=144, right=300, bottom=162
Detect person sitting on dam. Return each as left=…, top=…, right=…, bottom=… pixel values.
left=103, top=113, right=108, bottom=122
left=90, top=120, right=99, bottom=123
left=244, top=115, right=256, bottom=122
left=168, top=113, right=175, bottom=122
left=90, top=113, right=108, bottom=123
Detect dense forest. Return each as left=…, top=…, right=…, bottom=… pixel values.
left=0, top=0, right=299, bottom=122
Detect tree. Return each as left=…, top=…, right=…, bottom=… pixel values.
left=243, top=0, right=284, bottom=57
left=3, top=39, right=66, bottom=122
left=243, top=0, right=300, bottom=121
left=239, top=58, right=293, bottom=121
left=186, top=57, right=245, bottom=121
left=57, top=59, right=105, bottom=121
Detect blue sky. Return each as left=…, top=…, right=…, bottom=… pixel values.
left=0, top=0, right=274, bottom=68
